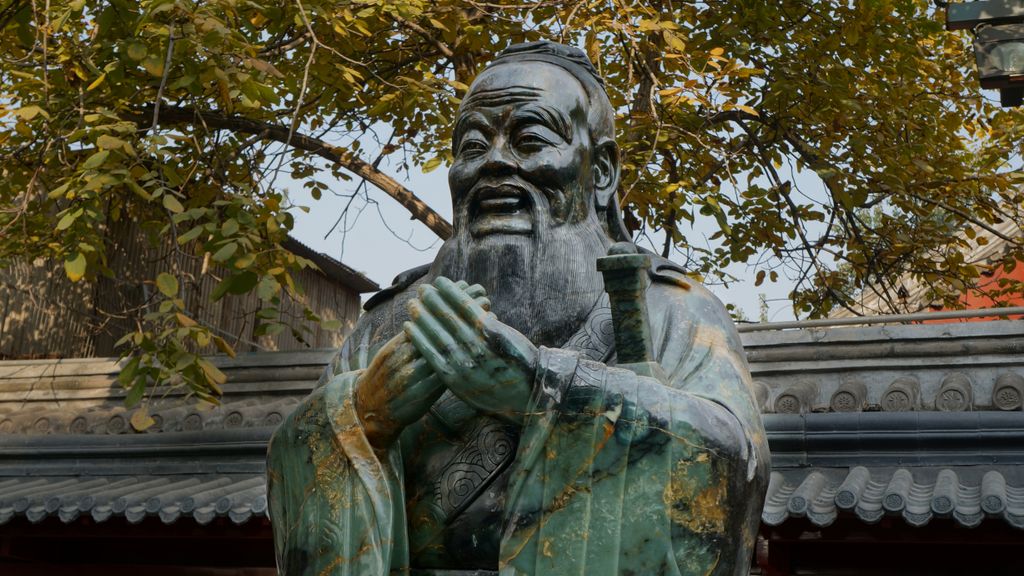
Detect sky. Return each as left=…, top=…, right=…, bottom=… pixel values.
left=286, top=155, right=803, bottom=324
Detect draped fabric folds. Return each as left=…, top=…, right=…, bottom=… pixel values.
left=268, top=268, right=767, bottom=576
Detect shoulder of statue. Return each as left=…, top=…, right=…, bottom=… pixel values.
left=640, top=250, right=702, bottom=294
left=362, top=262, right=432, bottom=312
left=641, top=250, right=726, bottom=315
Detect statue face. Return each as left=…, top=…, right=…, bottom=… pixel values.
left=449, top=61, right=596, bottom=238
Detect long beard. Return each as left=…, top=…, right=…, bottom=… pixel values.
left=430, top=212, right=611, bottom=348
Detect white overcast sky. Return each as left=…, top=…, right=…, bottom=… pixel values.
left=286, top=156, right=804, bottom=323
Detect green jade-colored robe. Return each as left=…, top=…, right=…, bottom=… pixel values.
left=268, top=257, right=769, bottom=576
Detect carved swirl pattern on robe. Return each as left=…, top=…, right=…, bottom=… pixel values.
left=434, top=418, right=518, bottom=521
left=563, top=304, right=615, bottom=361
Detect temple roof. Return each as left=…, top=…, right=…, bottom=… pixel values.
left=1, top=321, right=1023, bottom=530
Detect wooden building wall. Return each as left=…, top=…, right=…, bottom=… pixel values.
left=0, top=227, right=364, bottom=359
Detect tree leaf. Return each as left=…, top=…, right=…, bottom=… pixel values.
left=15, top=105, right=48, bottom=120
left=65, top=252, right=87, bottom=282
left=162, top=194, right=185, bottom=213
left=82, top=150, right=110, bottom=170
left=422, top=156, right=443, bottom=173
left=97, top=134, right=126, bottom=150
left=212, top=242, right=238, bottom=262
left=175, top=312, right=197, bottom=327
left=56, top=209, right=82, bottom=231
left=86, top=73, right=107, bottom=91
left=125, top=375, right=146, bottom=408
left=209, top=271, right=259, bottom=301
left=130, top=407, right=156, bottom=431
left=213, top=335, right=237, bottom=358
left=156, top=272, right=178, bottom=297
left=127, top=43, right=147, bottom=61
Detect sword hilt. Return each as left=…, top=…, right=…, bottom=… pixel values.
left=596, top=242, right=654, bottom=365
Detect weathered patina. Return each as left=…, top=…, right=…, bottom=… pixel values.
left=267, top=40, right=768, bottom=576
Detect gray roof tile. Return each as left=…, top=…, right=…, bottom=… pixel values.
left=763, top=467, right=1024, bottom=529
left=0, top=475, right=266, bottom=526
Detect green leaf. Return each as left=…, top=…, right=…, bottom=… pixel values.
left=321, top=319, right=343, bottom=331
left=56, top=208, right=82, bottom=231
left=177, top=225, right=205, bottom=244
left=155, top=272, right=178, bottom=297
left=64, top=252, right=87, bottom=282
left=212, top=242, right=238, bottom=262
left=118, top=356, right=141, bottom=386
left=162, top=194, right=185, bottom=213
left=209, top=271, right=259, bottom=301
left=221, top=218, right=239, bottom=236
left=127, top=43, right=147, bottom=61
left=97, top=134, right=126, bottom=150
left=82, top=150, right=110, bottom=170
left=47, top=182, right=71, bottom=200
left=127, top=180, right=153, bottom=201
left=125, top=375, right=146, bottom=408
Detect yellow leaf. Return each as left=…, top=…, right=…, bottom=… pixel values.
left=710, top=47, right=725, bottom=56
left=130, top=407, right=156, bottom=432
left=736, top=104, right=759, bottom=117
left=16, top=105, right=48, bottom=120
left=422, top=156, right=443, bottom=173
left=87, top=73, right=107, bottom=91
left=175, top=312, right=197, bottom=327
left=198, top=358, right=227, bottom=394
left=213, top=335, right=237, bottom=358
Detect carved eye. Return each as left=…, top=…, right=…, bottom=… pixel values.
left=514, top=131, right=554, bottom=151
left=459, top=139, right=488, bottom=157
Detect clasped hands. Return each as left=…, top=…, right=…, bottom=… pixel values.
left=355, top=277, right=537, bottom=450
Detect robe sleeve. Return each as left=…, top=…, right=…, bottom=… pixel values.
left=499, top=284, right=768, bottom=576
left=267, top=370, right=409, bottom=576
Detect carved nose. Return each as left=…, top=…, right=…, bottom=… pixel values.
left=481, top=143, right=516, bottom=177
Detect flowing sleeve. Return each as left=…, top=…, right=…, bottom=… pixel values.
left=499, top=285, right=768, bottom=576
left=267, top=372, right=409, bottom=576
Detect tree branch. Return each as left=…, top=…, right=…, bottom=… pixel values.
left=126, top=105, right=453, bottom=239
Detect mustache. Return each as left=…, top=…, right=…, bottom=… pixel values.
left=468, top=180, right=535, bottom=203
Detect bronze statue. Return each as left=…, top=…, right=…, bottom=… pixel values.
left=268, top=41, right=768, bottom=576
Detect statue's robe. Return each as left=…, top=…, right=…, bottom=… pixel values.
left=267, top=255, right=769, bottom=576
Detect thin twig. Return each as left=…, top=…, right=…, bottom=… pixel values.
left=150, top=29, right=177, bottom=133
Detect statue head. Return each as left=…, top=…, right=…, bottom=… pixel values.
left=434, top=41, right=626, bottom=347
left=448, top=40, right=627, bottom=241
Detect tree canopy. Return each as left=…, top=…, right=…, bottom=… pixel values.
left=2, top=0, right=1022, bottom=403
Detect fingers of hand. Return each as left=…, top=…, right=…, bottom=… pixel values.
left=434, top=276, right=488, bottom=326
left=419, top=284, right=487, bottom=360
left=452, top=279, right=491, bottom=312
left=407, top=296, right=475, bottom=371
left=403, top=320, right=453, bottom=380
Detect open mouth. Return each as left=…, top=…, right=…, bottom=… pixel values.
left=469, top=184, right=533, bottom=236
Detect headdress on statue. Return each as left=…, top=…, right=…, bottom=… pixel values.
left=479, top=40, right=631, bottom=242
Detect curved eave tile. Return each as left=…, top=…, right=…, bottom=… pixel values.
left=762, top=467, right=1024, bottom=530
left=0, top=476, right=268, bottom=526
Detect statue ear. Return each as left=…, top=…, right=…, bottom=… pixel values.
left=593, top=140, right=620, bottom=210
